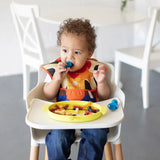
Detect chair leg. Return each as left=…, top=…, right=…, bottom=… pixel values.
left=23, top=64, right=30, bottom=100
left=45, top=146, right=49, bottom=160
left=104, top=142, right=113, bottom=160
left=115, top=56, right=121, bottom=87
left=113, top=143, right=123, bottom=160
left=142, top=69, right=149, bottom=109
left=30, top=146, right=39, bottom=160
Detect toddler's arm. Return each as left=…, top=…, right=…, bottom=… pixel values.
left=93, top=64, right=110, bottom=100
left=43, top=62, right=69, bottom=100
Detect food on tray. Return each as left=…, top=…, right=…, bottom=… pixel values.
left=49, top=101, right=100, bottom=116
left=42, top=100, right=108, bottom=122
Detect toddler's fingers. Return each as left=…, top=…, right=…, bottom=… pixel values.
left=93, top=70, right=98, bottom=75
left=57, top=62, right=66, bottom=72
left=99, top=69, right=106, bottom=74
left=61, top=68, right=70, bottom=73
left=98, top=64, right=106, bottom=71
left=58, top=62, right=65, bottom=68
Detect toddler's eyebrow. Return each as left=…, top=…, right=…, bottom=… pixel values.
left=62, top=46, right=68, bottom=49
left=62, top=46, right=83, bottom=52
left=75, top=49, right=83, bottom=51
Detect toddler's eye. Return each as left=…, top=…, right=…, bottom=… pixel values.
left=75, top=51, right=80, bottom=54
left=63, top=49, right=68, bottom=53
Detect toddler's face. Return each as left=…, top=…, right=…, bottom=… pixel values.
left=60, top=33, right=92, bottom=72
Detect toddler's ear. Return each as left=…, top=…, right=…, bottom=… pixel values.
left=89, top=51, right=94, bottom=57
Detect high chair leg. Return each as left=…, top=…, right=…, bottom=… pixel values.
left=30, top=146, right=39, bottom=160
left=45, top=146, right=48, bottom=160
left=113, top=143, right=123, bottom=160
left=104, top=142, right=113, bottom=160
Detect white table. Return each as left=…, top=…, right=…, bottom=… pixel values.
left=26, top=98, right=124, bottom=130
left=40, top=6, right=146, bottom=27
left=38, top=5, right=146, bottom=60
left=39, top=6, right=146, bottom=60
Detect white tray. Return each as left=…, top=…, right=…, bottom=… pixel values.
left=25, top=98, right=124, bottom=130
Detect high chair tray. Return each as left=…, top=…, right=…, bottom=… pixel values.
left=25, top=98, right=124, bottom=130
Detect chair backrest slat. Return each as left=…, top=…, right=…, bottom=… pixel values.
left=143, top=7, right=160, bottom=65
left=152, top=40, right=160, bottom=49
left=10, top=2, right=47, bottom=63
left=11, top=3, right=39, bottom=18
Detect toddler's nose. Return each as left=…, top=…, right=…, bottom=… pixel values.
left=67, top=52, right=74, bottom=60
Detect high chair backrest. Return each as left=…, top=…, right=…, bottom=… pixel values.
left=10, top=2, right=48, bottom=64
left=143, top=7, right=160, bottom=66
left=106, top=63, right=125, bottom=107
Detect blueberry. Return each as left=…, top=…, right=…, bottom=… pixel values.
left=87, top=106, right=92, bottom=110
left=95, top=109, right=99, bottom=113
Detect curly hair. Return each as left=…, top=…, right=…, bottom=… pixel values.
left=57, top=18, right=97, bottom=52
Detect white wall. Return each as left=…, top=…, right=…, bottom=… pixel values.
left=0, top=0, right=160, bottom=76
left=0, top=0, right=21, bottom=76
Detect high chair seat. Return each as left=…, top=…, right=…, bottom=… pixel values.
left=117, top=46, right=160, bottom=67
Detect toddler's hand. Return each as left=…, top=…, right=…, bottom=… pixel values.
left=93, top=64, right=107, bottom=84
left=53, top=62, right=69, bottom=81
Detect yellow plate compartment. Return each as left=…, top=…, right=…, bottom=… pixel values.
left=42, top=101, right=107, bottom=123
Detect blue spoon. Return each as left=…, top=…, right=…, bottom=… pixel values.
left=65, top=61, right=73, bottom=68
left=107, top=99, right=119, bottom=111
left=62, top=61, right=73, bottom=73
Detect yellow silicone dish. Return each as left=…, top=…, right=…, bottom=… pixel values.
left=42, top=101, right=107, bottom=123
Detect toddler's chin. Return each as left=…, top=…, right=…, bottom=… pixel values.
left=69, top=68, right=74, bottom=72
left=69, top=67, right=79, bottom=72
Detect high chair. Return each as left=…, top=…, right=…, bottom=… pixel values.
left=115, top=6, right=160, bottom=109
left=10, top=2, right=59, bottom=99
left=26, top=62, right=125, bottom=160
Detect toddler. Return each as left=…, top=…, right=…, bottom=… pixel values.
left=43, top=18, right=110, bottom=160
